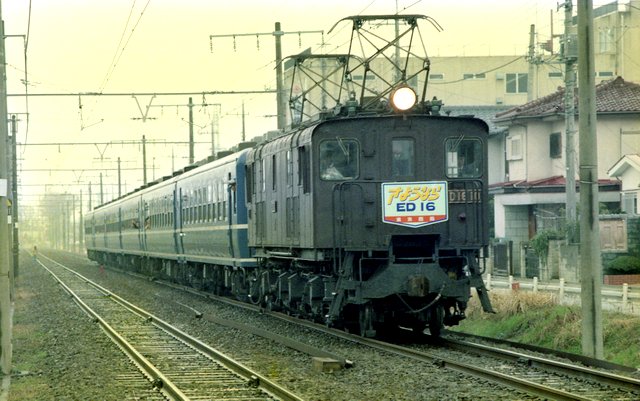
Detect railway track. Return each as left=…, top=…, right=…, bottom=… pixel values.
left=265, top=311, right=640, bottom=400
left=112, top=265, right=640, bottom=401
left=36, top=254, right=303, bottom=401
left=49, top=251, right=640, bottom=400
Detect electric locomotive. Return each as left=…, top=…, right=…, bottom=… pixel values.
left=85, top=14, right=494, bottom=337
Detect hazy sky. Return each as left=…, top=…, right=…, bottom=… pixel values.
left=1, top=0, right=594, bottom=207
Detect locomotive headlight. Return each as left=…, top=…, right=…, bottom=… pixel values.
left=390, top=85, right=417, bottom=112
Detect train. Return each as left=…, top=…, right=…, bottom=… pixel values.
left=84, top=14, right=494, bottom=337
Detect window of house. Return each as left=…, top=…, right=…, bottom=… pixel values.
left=506, top=135, right=523, bottom=160
left=506, top=73, right=528, bottom=93
left=392, top=138, right=414, bottom=177
left=463, top=73, right=486, bottom=80
left=430, top=73, right=444, bottom=80
left=549, top=132, right=562, bottom=159
left=598, top=28, right=614, bottom=53
left=548, top=72, right=563, bottom=78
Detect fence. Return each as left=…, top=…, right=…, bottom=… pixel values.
left=484, top=274, right=640, bottom=316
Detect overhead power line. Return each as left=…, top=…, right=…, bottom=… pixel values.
left=6, top=89, right=276, bottom=97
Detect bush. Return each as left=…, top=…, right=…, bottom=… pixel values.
left=529, top=229, right=563, bottom=263
left=605, top=255, right=640, bottom=275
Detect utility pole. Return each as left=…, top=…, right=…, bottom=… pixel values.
left=79, top=190, right=83, bottom=252
left=241, top=101, right=246, bottom=141
left=0, top=9, right=14, bottom=375
left=274, top=22, right=285, bottom=131
left=142, top=134, right=147, bottom=185
left=99, top=173, right=104, bottom=205
left=188, top=97, right=194, bottom=164
left=117, top=157, right=121, bottom=198
left=10, top=115, right=18, bottom=277
left=209, top=23, right=323, bottom=130
left=72, top=194, right=76, bottom=253
left=577, top=0, right=603, bottom=359
left=527, top=24, right=536, bottom=102
left=563, top=1, right=578, bottom=241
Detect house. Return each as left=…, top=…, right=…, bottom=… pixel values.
left=608, top=154, right=640, bottom=213
left=489, top=77, right=640, bottom=273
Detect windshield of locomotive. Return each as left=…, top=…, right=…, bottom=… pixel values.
left=445, top=137, right=482, bottom=178
left=320, top=138, right=359, bottom=180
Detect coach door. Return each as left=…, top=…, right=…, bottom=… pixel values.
left=174, top=187, right=185, bottom=259
left=118, top=207, right=123, bottom=250
left=138, top=199, right=147, bottom=252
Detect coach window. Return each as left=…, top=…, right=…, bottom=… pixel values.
left=445, top=137, right=482, bottom=178
left=392, top=138, right=414, bottom=177
left=319, top=138, right=359, bottom=180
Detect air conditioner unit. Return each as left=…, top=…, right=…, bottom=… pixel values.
left=495, top=72, right=505, bottom=80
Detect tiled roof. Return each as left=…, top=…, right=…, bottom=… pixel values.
left=442, top=105, right=512, bottom=135
left=494, top=76, right=640, bottom=122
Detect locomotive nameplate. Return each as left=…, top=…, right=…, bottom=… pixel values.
left=448, top=188, right=482, bottom=203
left=381, top=181, right=448, bottom=228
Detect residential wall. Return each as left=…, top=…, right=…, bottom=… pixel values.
left=503, top=204, right=530, bottom=273
left=488, top=133, right=506, bottom=185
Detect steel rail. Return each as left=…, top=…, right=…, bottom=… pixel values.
left=440, top=337, right=640, bottom=393
left=74, top=256, right=638, bottom=400
left=66, top=254, right=637, bottom=401
left=40, top=254, right=304, bottom=401
left=36, top=258, right=189, bottom=401
left=142, top=276, right=603, bottom=400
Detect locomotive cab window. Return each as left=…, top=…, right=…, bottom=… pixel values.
left=319, top=138, right=359, bottom=180
left=446, top=137, right=482, bottom=178
left=392, top=138, right=414, bottom=177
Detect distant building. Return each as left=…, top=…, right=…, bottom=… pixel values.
left=490, top=77, right=640, bottom=272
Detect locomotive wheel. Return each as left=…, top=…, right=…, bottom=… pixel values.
left=428, top=304, right=445, bottom=337
left=358, top=304, right=376, bottom=338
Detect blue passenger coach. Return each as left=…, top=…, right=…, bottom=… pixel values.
left=85, top=149, right=255, bottom=290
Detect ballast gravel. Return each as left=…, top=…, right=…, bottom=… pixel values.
left=9, top=249, right=539, bottom=401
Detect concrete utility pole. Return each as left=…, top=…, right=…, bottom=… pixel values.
left=142, top=134, right=147, bottom=185
left=10, top=115, right=18, bottom=276
left=117, top=157, right=122, bottom=198
left=563, top=1, right=578, bottom=241
left=527, top=24, right=536, bottom=102
left=209, top=23, right=323, bottom=131
left=0, top=10, right=14, bottom=375
left=577, top=0, right=603, bottom=359
left=188, top=97, right=194, bottom=164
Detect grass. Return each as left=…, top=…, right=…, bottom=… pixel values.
left=453, top=290, right=640, bottom=368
